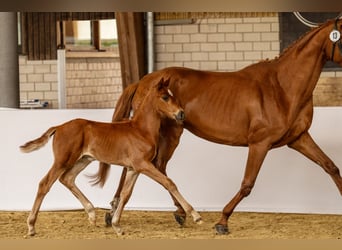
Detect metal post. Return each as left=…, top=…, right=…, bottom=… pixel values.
left=0, top=12, right=19, bottom=108
left=57, top=49, right=66, bottom=109
left=147, top=12, right=154, bottom=74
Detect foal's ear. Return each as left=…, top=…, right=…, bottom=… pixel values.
left=163, top=77, right=170, bottom=87
left=156, top=77, right=170, bottom=91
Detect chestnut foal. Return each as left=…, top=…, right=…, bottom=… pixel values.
left=20, top=78, right=202, bottom=236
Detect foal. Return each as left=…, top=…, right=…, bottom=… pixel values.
left=20, top=78, right=202, bottom=236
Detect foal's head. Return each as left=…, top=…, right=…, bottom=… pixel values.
left=147, top=78, right=185, bottom=123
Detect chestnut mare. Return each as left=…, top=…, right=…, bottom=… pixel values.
left=20, top=78, right=202, bottom=236
left=96, top=17, right=342, bottom=234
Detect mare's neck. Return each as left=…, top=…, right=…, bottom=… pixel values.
left=276, top=26, right=328, bottom=104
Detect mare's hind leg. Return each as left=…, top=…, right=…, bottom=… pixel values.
left=288, top=131, right=342, bottom=194
left=215, top=143, right=269, bottom=235
left=27, top=163, right=66, bottom=236
left=105, top=167, right=127, bottom=226
left=59, top=157, right=96, bottom=225
left=111, top=168, right=139, bottom=235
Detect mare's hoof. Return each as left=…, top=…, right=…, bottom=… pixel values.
left=105, top=212, right=112, bottom=227
left=215, top=224, right=229, bottom=235
left=173, top=212, right=186, bottom=226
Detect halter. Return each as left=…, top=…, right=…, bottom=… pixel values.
left=330, top=17, right=342, bottom=61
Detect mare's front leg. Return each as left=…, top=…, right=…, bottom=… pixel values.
left=288, top=131, right=342, bottom=194
left=215, top=143, right=269, bottom=235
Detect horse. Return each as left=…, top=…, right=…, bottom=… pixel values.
left=94, top=16, right=342, bottom=235
left=20, top=78, right=202, bottom=236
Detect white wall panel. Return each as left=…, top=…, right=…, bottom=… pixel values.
left=1, top=108, right=342, bottom=214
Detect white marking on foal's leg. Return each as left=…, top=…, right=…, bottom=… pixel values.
left=191, top=210, right=203, bottom=224
left=111, top=214, right=124, bottom=236
left=85, top=203, right=96, bottom=225
left=27, top=214, right=36, bottom=236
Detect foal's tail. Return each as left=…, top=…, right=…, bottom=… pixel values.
left=89, top=83, right=139, bottom=187
left=19, top=127, right=57, bottom=153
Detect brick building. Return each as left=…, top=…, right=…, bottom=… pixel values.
left=18, top=12, right=342, bottom=109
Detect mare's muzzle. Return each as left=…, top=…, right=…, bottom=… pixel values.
left=175, top=110, right=185, bottom=122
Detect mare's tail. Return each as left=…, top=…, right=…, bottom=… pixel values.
left=89, top=83, right=139, bottom=187
left=19, top=126, right=57, bottom=153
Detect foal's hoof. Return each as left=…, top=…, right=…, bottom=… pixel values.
left=173, top=212, right=186, bottom=226
left=105, top=212, right=112, bottom=227
left=26, top=230, right=36, bottom=237
left=112, top=225, right=124, bottom=236
left=195, top=218, right=203, bottom=225
left=215, top=224, right=229, bottom=235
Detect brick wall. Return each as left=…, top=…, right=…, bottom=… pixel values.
left=19, top=56, right=58, bottom=108
left=19, top=54, right=122, bottom=109
left=19, top=13, right=342, bottom=108
left=154, top=16, right=280, bottom=71
left=65, top=57, right=122, bottom=109
left=154, top=14, right=342, bottom=106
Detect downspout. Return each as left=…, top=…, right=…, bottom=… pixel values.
left=57, top=21, right=66, bottom=109
left=147, top=12, right=154, bottom=74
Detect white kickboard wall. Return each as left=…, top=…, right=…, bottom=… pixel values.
left=1, top=107, right=342, bottom=214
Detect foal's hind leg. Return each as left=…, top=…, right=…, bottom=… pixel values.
left=27, top=163, right=66, bottom=236
left=288, top=131, right=342, bottom=194
left=59, top=157, right=96, bottom=225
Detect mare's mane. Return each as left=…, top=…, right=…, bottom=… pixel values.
left=277, top=19, right=335, bottom=60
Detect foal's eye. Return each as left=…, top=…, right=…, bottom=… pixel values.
left=161, top=95, right=169, bottom=101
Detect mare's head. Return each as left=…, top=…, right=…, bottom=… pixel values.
left=149, top=78, right=185, bottom=123
left=323, top=15, right=342, bottom=65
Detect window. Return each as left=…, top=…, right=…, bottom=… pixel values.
left=62, top=19, right=118, bottom=52
left=279, top=12, right=341, bottom=71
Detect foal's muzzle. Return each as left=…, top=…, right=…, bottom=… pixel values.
left=175, top=110, right=185, bottom=122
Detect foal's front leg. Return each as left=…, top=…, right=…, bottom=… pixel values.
left=152, top=122, right=185, bottom=225
left=136, top=161, right=202, bottom=225
left=106, top=121, right=185, bottom=226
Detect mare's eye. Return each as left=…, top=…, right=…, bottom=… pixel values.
left=162, top=95, right=169, bottom=101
